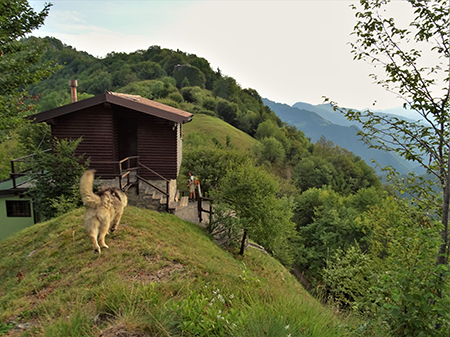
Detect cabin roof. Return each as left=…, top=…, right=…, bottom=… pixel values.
left=29, top=92, right=194, bottom=124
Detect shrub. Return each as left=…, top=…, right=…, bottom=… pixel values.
left=26, top=138, right=89, bottom=220
left=167, top=92, right=183, bottom=103
left=180, top=86, right=205, bottom=105
left=202, top=96, right=216, bottom=111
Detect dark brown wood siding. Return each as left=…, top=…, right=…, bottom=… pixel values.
left=49, top=103, right=181, bottom=181
left=137, top=113, right=178, bottom=180
left=51, top=106, right=116, bottom=176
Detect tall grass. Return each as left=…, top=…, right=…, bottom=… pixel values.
left=0, top=206, right=371, bottom=336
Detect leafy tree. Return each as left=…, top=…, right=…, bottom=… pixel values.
left=180, top=86, right=205, bottom=105
left=16, top=122, right=51, bottom=155
left=213, top=76, right=240, bottom=101
left=255, top=120, right=291, bottom=153
left=292, top=157, right=336, bottom=192
left=173, top=64, right=206, bottom=89
left=215, top=98, right=239, bottom=126
left=0, top=0, right=54, bottom=133
left=236, top=110, right=260, bottom=136
left=0, top=135, right=19, bottom=179
left=135, top=60, right=166, bottom=81
left=202, top=96, right=216, bottom=112
left=214, top=164, right=297, bottom=265
left=161, top=51, right=186, bottom=76
left=111, top=63, right=138, bottom=88
left=37, top=91, right=94, bottom=112
left=323, top=208, right=450, bottom=336
left=190, top=57, right=217, bottom=90
left=83, top=70, right=112, bottom=94
left=181, top=146, right=250, bottom=194
left=256, top=137, right=286, bottom=165
left=327, top=0, right=450, bottom=301
left=294, top=187, right=385, bottom=276
left=167, top=91, right=183, bottom=104
left=27, top=138, right=89, bottom=220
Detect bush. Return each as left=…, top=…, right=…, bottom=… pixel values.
left=180, top=86, right=205, bottom=105
left=26, top=138, right=89, bottom=220
left=359, top=221, right=450, bottom=336
left=172, top=64, right=206, bottom=89
left=215, top=98, right=239, bottom=126
left=322, top=246, right=372, bottom=308
left=202, top=96, right=216, bottom=111
left=167, top=92, right=183, bottom=103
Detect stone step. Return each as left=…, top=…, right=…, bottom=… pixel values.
left=179, top=196, right=189, bottom=208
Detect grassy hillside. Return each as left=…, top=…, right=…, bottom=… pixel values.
left=183, top=114, right=258, bottom=152
left=0, top=206, right=362, bottom=336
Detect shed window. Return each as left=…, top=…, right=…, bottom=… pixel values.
left=6, top=200, right=31, bottom=217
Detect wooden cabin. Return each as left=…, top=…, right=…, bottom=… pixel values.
left=29, top=92, right=193, bottom=182
left=0, top=91, right=192, bottom=240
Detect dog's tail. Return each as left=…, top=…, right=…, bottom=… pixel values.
left=80, top=169, right=101, bottom=208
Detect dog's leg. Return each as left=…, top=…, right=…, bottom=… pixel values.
left=98, top=220, right=110, bottom=249
left=87, top=226, right=101, bottom=253
left=110, top=209, right=124, bottom=232
left=90, top=234, right=101, bottom=253
left=84, top=216, right=102, bottom=253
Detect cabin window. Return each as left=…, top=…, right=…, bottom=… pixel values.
left=6, top=200, right=31, bottom=217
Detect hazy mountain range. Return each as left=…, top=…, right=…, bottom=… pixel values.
left=263, top=98, right=424, bottom=175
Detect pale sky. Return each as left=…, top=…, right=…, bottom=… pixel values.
left=28, top=0, right=411, bottom=110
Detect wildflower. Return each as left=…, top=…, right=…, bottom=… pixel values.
left=285, top=325, right=290, bottom=329
left=230, top=294, right=234, bottom=299
left=287, top=334, right=291, bottom=337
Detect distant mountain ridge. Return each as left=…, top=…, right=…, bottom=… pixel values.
left=291, top=102, right=419, bottom=127
left=263, top=98, right=419, bottom=175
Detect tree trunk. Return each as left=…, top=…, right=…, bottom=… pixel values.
left=436, top=153, right=450, bottom=311
left=438, top=154, right=450, bottom=267
left=239, top=229, right=248, bottom=255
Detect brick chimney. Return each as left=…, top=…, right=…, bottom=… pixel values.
left=69, top=80, right=78, bottom=103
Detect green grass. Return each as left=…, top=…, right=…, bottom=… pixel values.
left=183, top=114, right=258, bottom=152
left=0, top=206, right=368, bottom=336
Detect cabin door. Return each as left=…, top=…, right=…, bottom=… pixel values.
left=118, top=116, right=138, bottom=162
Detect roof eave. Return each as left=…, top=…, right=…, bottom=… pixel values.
left=29, top=93, right=108, bottom=123
left=28, top=92, right=193, bottom=124
left=105, top=94, right=192, bottom=124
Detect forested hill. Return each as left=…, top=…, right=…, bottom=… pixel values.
left=28, top=36, right=281, bottom=138
left=2, top=36, right=386, bottom=201
left=26, top=37, right=417, bottom=176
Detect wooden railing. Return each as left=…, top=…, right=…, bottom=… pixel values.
left=196, top=183, right=213, bottom=224
left=10, top=149, right=51, bottom=189
left=88, top=156, right=140, bottom=191
left=118, top=156, right=139, bottom=190
left=10, top=152, right=172, bottom=211
left=136, top=161, right=170, bottom=212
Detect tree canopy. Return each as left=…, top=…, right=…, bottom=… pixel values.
left=0, top=0, right=54, bottom=133
left=324, top=0, right=450, bottom=332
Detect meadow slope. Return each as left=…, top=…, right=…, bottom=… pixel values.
left=0, top=206, right=363, bottom=336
